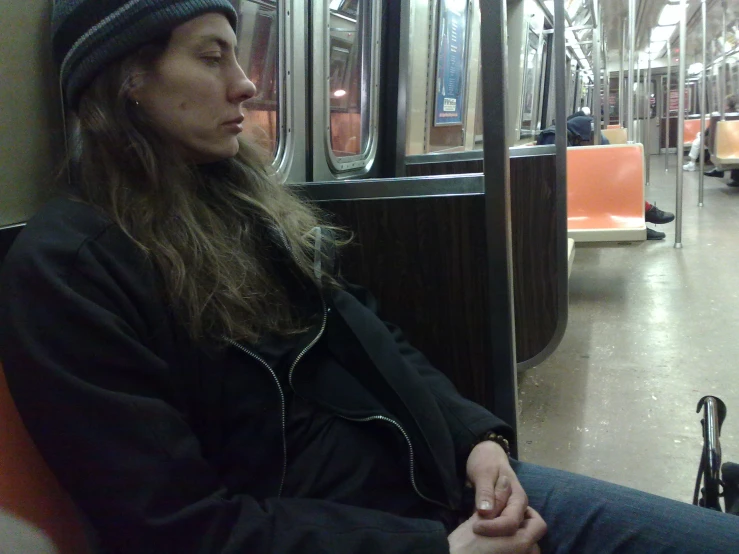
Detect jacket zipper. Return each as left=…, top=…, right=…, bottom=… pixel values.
left=227, top=302, right=448, bottom=510
left=225, top=301, right=327, bottom=497
left=336, top=414, right=449, bottom=509
left=224, top=338, right=288, bottom=497
left=288, top=301, right=328, bottom=389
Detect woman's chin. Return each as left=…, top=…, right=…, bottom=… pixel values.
left=188, top=140, right=240, bottom=165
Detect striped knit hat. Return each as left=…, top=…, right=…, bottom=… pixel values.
left=52, top=0, right=238, bottom=110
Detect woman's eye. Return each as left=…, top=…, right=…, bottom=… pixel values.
left=202, top=56, right=222, bottom=66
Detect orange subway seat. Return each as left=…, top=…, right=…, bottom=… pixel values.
left=683, top=118, right=709, bottom=148
left=713, top=120, right=739, bottom=168
left=0, top=362, right=92, bottom=554
left=567, top=144, right=646, bottom=242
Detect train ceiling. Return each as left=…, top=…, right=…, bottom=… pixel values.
left=601, top=0, right=739, bottom=63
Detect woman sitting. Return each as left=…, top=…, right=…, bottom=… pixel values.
left=0, top=2, right=737, bottom=553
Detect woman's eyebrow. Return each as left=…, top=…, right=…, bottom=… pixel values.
left=193, top=34, right=235, bottom=51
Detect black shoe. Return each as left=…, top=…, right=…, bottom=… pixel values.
left=705, top=169, right=725, bottom=177
left=647, top=228, right=666, bottom=240
left=645, top=205, right=675, bottom=224
left=728, top=181, right=739, bottom=187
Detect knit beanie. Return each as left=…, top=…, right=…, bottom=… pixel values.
left=51, top=0, right=239, bottom=110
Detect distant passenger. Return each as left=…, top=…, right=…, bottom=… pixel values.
left=536, top=114, right=607, bottom=146
left=683, top=94, right=738, bottom=186
left=2, top=3, right=739, bottom=553
left=568, top=106, right=591, bottom=119
left=537, top=114, right=675, bottom=240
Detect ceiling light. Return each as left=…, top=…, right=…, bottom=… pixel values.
left=651, top=25, right=675, bottom=43
left=658, top=4, right=685, bottom=26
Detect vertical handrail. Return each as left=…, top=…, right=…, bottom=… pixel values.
left=608, top=42, right=613, bottom=127
left=478, top=0, right=518, bottom=445
left=627, top=0, right=635, bottom=142
left=592, top=0, right=601, bottom=144
left=637, top=57, right=642, bottom=142
left=620, top=20, right=626, bottom=127
left=603, top=37, right=608, bottom=130
left=646, top=52, right=652, bottom=186
left=552, top=0, right=568, bottom=393
left=676, top=0, right=687, bottom=248
left=392, top=0, right=410, bottom=177
left=721, top=1, right=727, bottom=122
left=666, top=45, right=672, bottom=171
left=699, top=0, right=707, bottom=206
left=554, top=0, right=567, bottom=197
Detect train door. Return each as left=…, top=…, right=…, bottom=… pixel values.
left=643, top=76, right=659, bottom=155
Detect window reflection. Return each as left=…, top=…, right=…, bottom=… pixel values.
left=236, top=0, right=279, bottom=159
left=520, top=29, right=540, bottom=138
left=329, top=0, right=367, bottom=158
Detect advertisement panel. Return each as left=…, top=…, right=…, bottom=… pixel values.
left=434, top=0, right=469, bottom=126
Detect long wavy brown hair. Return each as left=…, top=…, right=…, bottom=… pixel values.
left=70, top=34, right=342, bottom=345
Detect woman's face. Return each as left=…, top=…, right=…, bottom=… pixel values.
left=131, top=13, right=256, bottom=164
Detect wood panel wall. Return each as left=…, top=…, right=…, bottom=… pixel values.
left=405, top=154, right=560, bottom=366
left=320, top=196, right=495, bottom=411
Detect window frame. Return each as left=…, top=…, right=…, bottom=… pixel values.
left=324, top=0, right=381, bottom=175
left=234, top=0, right=296, bottom=182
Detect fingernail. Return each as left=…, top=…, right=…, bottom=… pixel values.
left=496, top=476, right=510, bottom=490
left=479, top=500, right=492, bottom=511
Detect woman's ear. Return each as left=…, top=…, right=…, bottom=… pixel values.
left=125, top=68, right=147, bottom=104
left=124, top=66, right=147, bottom=102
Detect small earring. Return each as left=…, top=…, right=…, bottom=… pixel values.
left=134, top=100, right=140, bottom=106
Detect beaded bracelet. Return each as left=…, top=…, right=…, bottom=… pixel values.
left=472, top=431, right=511, bottom=456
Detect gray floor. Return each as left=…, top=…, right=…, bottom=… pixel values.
left=518, top=155, right=739, bottom=504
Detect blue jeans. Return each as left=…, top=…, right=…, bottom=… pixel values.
left=513, top=460, right=739, bottom=553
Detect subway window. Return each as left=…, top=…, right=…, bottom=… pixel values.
left=236, top=0, right=281, bottom=161
left=327, top=0, right=379, bottom=170
left=545, top=37, right=556, bottom=127
left=520, top=28, right=541, bottom=138
left=536, top=36, right=548, bottom=130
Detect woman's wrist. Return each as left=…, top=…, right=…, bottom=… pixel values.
left=471, top=430, right=511, bottom=457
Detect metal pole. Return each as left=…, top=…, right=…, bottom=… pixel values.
left=554, top=0, right=567, bottom=226
left=637, top=57, right=643, bottom=142
left=721, top=1, right=727, bottom=121
left=620, top=20, right=626, bottom=127
left=676, top=0, right=687, bottom=248
left=666, top=45, right=672, bottom=171
left=479, top=0, right=519, bottom=443
left=699, top=0, right=707, bottom=206
left=627, top=0, right=635, bottom=141
left=593, top=0, right=601, bottom=144
left=608, top=52, right=613, bottom=127
left=603, top=32, right=608, bottom=129
left=646, top=51, right=652, bottom=185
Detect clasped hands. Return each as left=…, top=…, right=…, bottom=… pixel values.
left=448, top=441, right=547, bottom=554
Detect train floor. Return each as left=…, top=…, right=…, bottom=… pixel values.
left=518, top=154, right=739, bottom=504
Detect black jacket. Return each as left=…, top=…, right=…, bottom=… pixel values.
left=0, top=197, right=511, bottom=554
left=537, top=115, right=610, bottom=146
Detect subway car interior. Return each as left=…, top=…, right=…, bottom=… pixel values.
left=2, top=0, right=739, bottom=549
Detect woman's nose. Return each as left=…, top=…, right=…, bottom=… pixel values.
left=231, top=64, right=257, bottom=104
